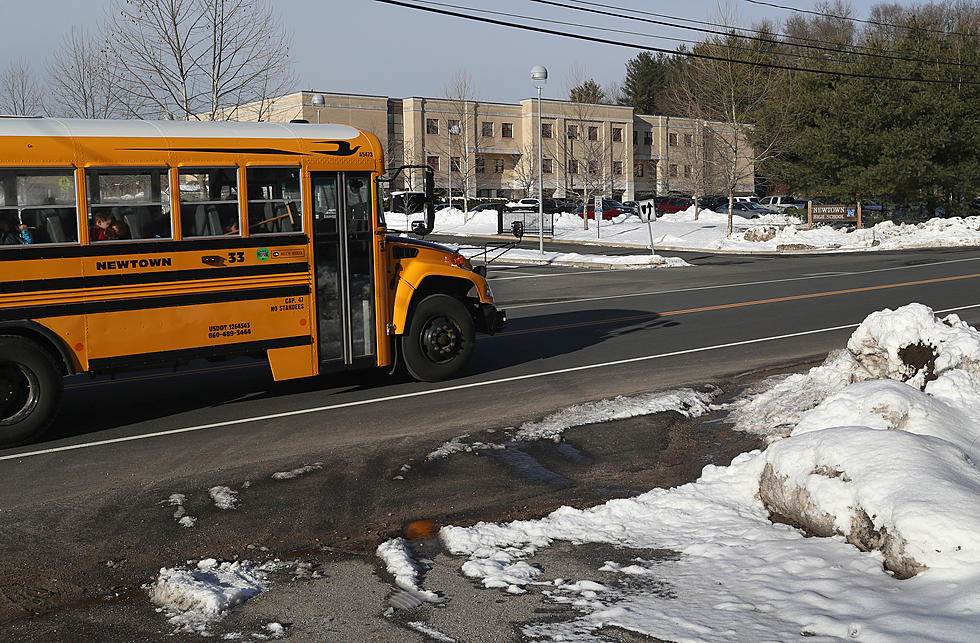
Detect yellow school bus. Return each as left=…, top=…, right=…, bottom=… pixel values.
left=0, top=117, right=504, bottom=447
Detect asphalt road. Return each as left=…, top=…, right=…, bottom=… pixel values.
left=2, top=242, right=979, bottom=639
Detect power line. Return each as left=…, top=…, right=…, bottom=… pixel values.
left=744, top=0, right=980, bottom=39
left=532, top=0, right=980, bottom=70
left=375, top=0, right=980, bottom=86
left=562, top=0, right=972, bottom=62
left=411, top=0, right=869, bottom=69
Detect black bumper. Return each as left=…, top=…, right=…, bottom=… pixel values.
left=477, top=303, right=506, bottom=335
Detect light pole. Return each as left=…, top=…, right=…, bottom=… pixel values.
left=448, top=124, right=460, bottom=208
left=531, top=65, right=548, bottom=254
left=311, top=93, right=325, bottom=124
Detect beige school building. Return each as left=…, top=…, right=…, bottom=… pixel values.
left=237, top=91, right=755, bottom=202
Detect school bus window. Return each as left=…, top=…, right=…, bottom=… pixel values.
left=86, top=168, right=171, bottom=242
left=246, top=167, right=302, bottom=235
left=179, top=167, right=240, bottom=237
left=0, top=169, right=78, bottom=246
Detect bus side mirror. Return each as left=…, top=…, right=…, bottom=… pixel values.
left=412, top=167, right=436, bottom=237
left=511, top=221, right=524, bottom=239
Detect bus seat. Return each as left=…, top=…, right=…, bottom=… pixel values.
left=193, top=205, right=208, bottom=236
left=44, top=211, right=67, bottom=243
left=206, top=205, right=221, bottom=236
left=123, top=209, right=144, bottom=239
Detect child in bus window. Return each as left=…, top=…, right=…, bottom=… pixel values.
left=91, top=211, right=130, bottom=241
left=0, top=218, right=32, bottom=245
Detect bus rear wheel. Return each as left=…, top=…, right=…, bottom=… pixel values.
left=402, top=294, right=475, bottom=382
left=0, top=336, right=62, bottom=447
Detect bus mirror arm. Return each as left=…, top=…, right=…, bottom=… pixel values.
left=377, top=164, right=436, bottom=237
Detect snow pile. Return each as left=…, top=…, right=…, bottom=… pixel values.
left=727, top=303, right=980, bottom=440
left=147, top=558, right=281, bottom=635
left=435, top=303, right=980, bottom=640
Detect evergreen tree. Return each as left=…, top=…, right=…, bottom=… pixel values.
left=618, top=51, right=675, bottom=114
left=568, top=78, right=607, bottom=104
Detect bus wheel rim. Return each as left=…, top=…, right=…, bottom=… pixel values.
left=420, top=316, right=461, bottom=364
left=0, top=364, right=39, bottom=426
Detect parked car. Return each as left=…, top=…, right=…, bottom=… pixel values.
left=622, top=200, right=640, bottom=211
left=469, top=203, right=506, bottom=213
left=573, top=199, right=631, bottom=220
left=656, top=197, right=694, bottom=215
left=696, top=196, right=727, bottom=211
left=714, top=202, right=774, bottom=218
left=734, top=195, right=759, bottom=203
left=759, top=195, right=806, bottom=212
left=606, top=199, right=636, bottom=215
left=508, top=198, right=560, bottom=214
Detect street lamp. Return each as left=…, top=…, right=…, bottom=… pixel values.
left=311, top=93, right=325, bottom=124
left=448, top=123, right=460, bottom=209
left=530, top=65, right=548, bottom=254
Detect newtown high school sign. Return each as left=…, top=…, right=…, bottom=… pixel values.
left=807, top=203, right=863, bottom=229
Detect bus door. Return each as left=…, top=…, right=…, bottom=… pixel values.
left=311, top=172, right=377, bottom=368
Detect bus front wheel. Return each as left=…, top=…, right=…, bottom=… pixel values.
left=0, top=336, right=63, bottom=448
left=402, top=294, right=475, bottom=382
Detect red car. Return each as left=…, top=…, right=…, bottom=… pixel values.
left=655, top=197, right=694, bottom=215
left=573, top=200, right=629, bottom=220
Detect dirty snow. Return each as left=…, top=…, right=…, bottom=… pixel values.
left=208, top=486, right=238, bottom=510
left=386, top=207, right=980, bottom=255
left=164, top=493, right=197, bottom=528
left=434, top=303, right=980, bottom=641
left=424, top=388, right=717, bottom=462
left=376, top=537, right=444, bottom=604
left=147, top=558, right=284, bottom=635
left=271, top=462, right=323, bottom=480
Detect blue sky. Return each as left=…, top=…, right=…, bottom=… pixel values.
left=4, top=0, right=897, bottom=104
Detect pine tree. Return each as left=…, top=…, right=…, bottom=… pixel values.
left=618, top=51, right=674, bottom=114
left=568, top=79, right=607, bottom=104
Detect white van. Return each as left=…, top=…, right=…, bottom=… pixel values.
left=760, top=195, right=807, bottom=212
left=734, top=195, right=759, bottom=203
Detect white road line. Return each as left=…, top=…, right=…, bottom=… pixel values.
left=504, top=255, right=980, bottom=309
left=4, top=301, right=979, bottom=463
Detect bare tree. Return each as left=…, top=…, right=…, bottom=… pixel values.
left=105, top=0, right=294, bottom=120
left=0, top=58, right=44, bottom=116
left=440, top=71, right=478, bottom=212
left=510, top=142, right=539, bottom=199
left=565, top=69, right=619, bottom=230
left=47, top=27, right=136, bottom=119
left=665, top=24, right=793, bottom=234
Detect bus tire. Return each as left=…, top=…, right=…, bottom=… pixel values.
left=402, top=294, right=475, bottom=382
left=0, top=335, right=63, bottom=447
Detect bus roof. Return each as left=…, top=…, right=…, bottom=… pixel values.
left=0, top=117, right=362, bottom=141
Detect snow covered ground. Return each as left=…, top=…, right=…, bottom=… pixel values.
left=426, top=303, right=980, bottom=641
left=386, top=207, right=980, bottom=256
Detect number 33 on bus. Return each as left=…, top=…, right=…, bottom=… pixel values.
left=0, top=117, right=505, bottom=447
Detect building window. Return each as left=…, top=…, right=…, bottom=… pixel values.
left=669, top=164, right=678, bottom=177
left=451, top=157, right=461, bottom=172
left=588, top=161, right=598, bottom=175
left=493, top=159, right=505, bottom=173
left=568, top=159, right=578, bottom=174
left=426, top=119, right=439, bottom=135
left=541, top=122, right=552, bottom=138
left=644, top=131, right=652, bottom=145
left=543, top=158, right=553, bottom=174
left=684, top=165, right=691, bottom=178
left=613, top=161, right=623, bottom=176
left=669, top=133, right=677, bottom=146
left=684, top=133, right=693, bottom=147
left=634, top=163, right=644, bottom=177
left=502, top=122, right=513, bottom=138
left=612, top=127, right=622, bottom=142
left=481, top=121, right=494, bottom=137
left=427, top=155, right=439, bottom=171
left=567, top=125, right=578, bottom=140
left=588, top=126, right=598, bottom=141
left=475, top=158, right=485, bottom=174
left=448, top=119, right=460, bottom=132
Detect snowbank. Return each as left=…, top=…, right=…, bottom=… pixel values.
left=386, top=206, right=980, bottom=254
left=434, top=303, right=980, bottom=640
